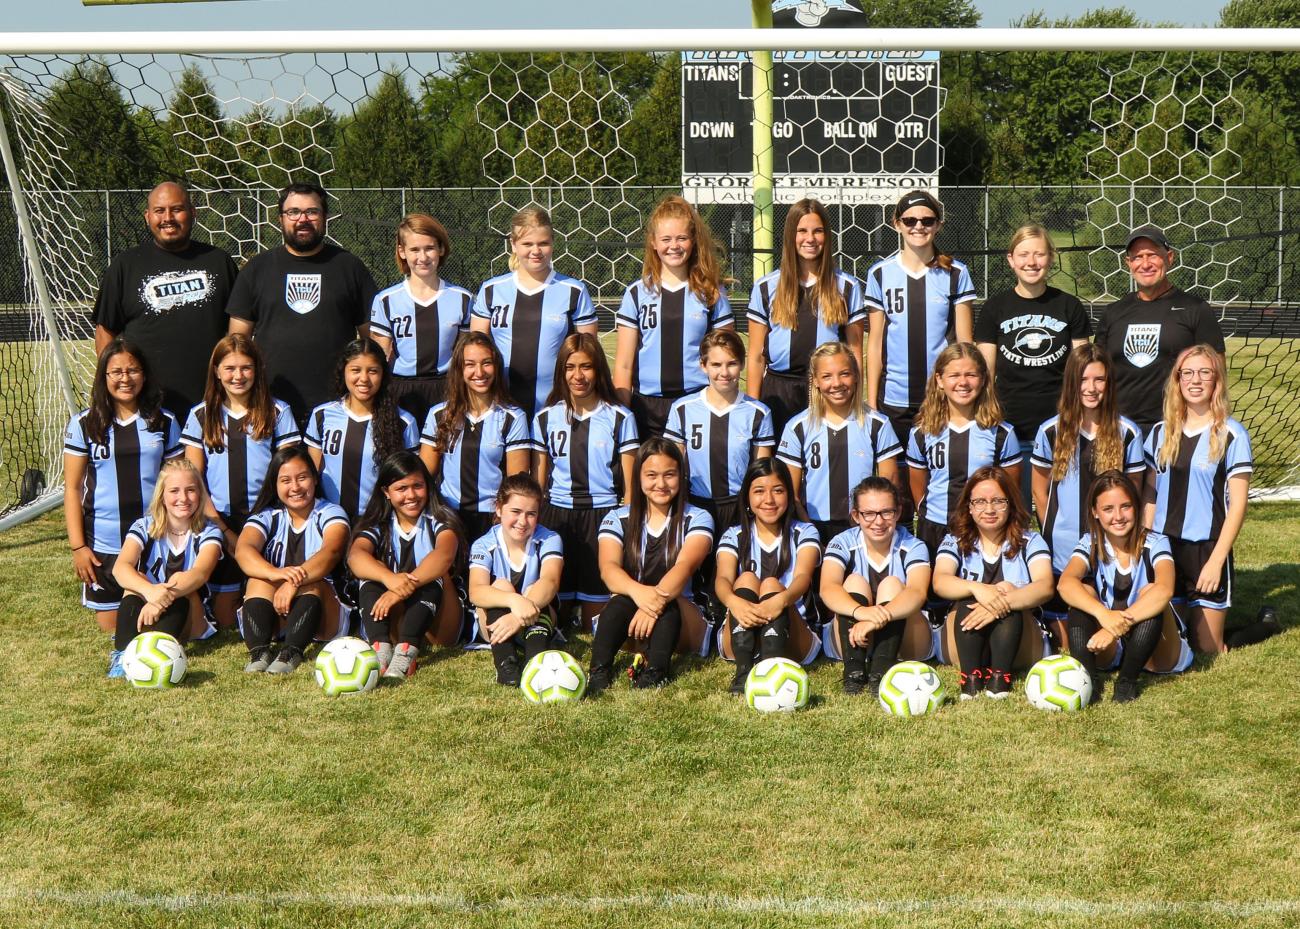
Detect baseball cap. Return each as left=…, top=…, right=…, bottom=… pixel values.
left=1125, top=224, right=1172, bottom=252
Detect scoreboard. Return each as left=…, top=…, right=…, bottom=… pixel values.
left=681, top=50, right=941, bottom=206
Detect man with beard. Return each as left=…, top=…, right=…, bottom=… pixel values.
left=226, top=182, right=377, bottom=424
left=93, top=181, right=238, bottom=420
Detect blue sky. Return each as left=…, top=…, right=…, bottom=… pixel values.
left=3, top=0, right=1230, bottom=32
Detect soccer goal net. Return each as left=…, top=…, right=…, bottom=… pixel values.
left=1, top=29, right=1298, bottom=527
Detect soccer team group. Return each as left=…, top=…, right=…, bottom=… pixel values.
left=67, top=180, right=1277, bottom=704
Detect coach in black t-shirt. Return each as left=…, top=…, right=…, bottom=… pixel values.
left=1094, top=225, right=1226, bottom=434
left=93, top=181, right=238, bottom=420
left=226, top=182, right=377, bottom=424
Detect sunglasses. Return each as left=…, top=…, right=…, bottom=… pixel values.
left=898, top=215, right=939, bottom=229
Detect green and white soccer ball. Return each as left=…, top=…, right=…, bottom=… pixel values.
left=314, top=637, right=380, bottom=697
left=878, top=660, right=945, bottom=716
left=744, top=657, right=810, bottom=712
left=1025, top=654, right=1093, bottom=712
left=122, top=631, right=187, bottom=689
left=520, top=649, right=587, bottom=704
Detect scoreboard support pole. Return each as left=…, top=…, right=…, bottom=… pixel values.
left=750, top=0, right=775, bottom=281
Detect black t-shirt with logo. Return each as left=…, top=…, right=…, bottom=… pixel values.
left=225, top=244, right=377, bottom=423
left=975, top=285, right=1092, bottom=440
left=1093, top=287, right=1225, bottom=433
left=92, top=239, right=238, bottom=420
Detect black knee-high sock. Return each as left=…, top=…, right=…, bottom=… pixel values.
left=987, top=612, right=1024, bottom=677
left=114, top=595, right=145, bottom=651
left=1066, top=608, right=1099, bottom=678
left=645, top=599, right=682, bottom=675
left=485, top=607, right=518, bottom=671
left=398, top=582, right=442, bottom=646
left=1119, top=616, right=1162, bottom=682
left=283, top=595, right=322, bottom=651
left=1227, top=617, right=1282, bottom=648
left=590, top=594, right=637, bottom=672
left=358, top=583, right=390, bottom=644
left=520, top=623, right=552, bottom=662
left=952, top=601, right=990, bottom=675
left=756, top=591, right=790, bottom=660
left=242, top=597, right=277, bottom=652
left=866, top=618, right=905, bottom=679
left=839, top=591, right=872, bottom=677
left=729, top=588, right=760, bottom=669
left=117, top=596, right=190, bottom=650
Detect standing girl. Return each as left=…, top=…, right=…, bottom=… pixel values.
left=370, top=213, right=474, bottom=425
left=614, top=194, right=732, bottom=438
left=235, top=445, right=349, bottom=674
left=305, top=338, right=420, bottom=523
left=183, top=334, right=300, bottom=632
left=589, top=439, right=714, bottom=693
left=64, top=339, right=182, bottom=671
left=470, top=206, right=598, bottom=420
left=108, top=459, right=223, bottom=677
left=348, top=452, right=461, bottom=680
left=714, top=458, right=821, bottom=693
left=467, top=473, right=565, bottom=686
left=777, top=341, right=901, bottom=545
left=419, top=332, right=532, bottom=546
left=532, top=332, right=639, bottom=628
left=747, top=198, right=867, bottom=435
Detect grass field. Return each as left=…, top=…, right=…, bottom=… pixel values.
left=0, top=502, right=1297, bottom=929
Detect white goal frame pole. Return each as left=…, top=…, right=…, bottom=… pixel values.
left=6, top=28, right=1300, bottom=55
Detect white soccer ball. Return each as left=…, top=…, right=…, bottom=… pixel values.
left=1025, top=654, right=1093, bottom=712
left=878, top=660, right=945, bottom=716
left=744, top=657, right=810, bottom=712
left=314, top=637, right=380, bottom=697
left=122, top=631, right=187, bottom=689
left=520, top=649, right=587, bottom=704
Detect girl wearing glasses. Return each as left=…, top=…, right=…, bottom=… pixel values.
left=1143, top=345, right=1252, bottom=654
left=931, top=465, right=1054, bottom=699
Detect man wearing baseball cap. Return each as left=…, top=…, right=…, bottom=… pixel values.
left=1093, top=225, right=1226, bottom=433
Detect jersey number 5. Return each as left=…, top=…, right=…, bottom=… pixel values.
left=689, top=423, right=703, bottom=450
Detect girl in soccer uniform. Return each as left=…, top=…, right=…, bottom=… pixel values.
left=820, top=477, right=933, bottom=695
left=108, top=459, right=224, bottom=677
left=931, top=466, right=1055, bottom=698
left=305, top=338, right=420, bottom=523
left=64, top=339, right=182, bottom=670
left=419, top=332, right=532, bottom=545
left=777, top=341, right=901, bottom=544
left=747, top=198, right=867, bottom=436
left=715, top=458, right=821, bottom=692
left=470, top=206, right=598, bottom=420
left=1144, top=345, right=1253, bottom=654
left=1059, top=471, right=1181, bottom=703
left=468, top=473, right=565, bottom=686
left=614, top=194, right=733, bottom=438
left=235, top=445, right=350, bottom=674
left=532, top=332, right=640, bottom=629
left=348, top=452, right=461, bottom=681
left=182, top=334, right=300, bottom=632
left=370, top=213, right=474, bottom=425
left=1031, top=344, right=1145, bottom=647
left=588, top=439, right=714, bottom=694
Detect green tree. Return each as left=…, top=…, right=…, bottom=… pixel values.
left=335, top=70, right=430, bottom=188
left=624, top=54, right=682, bottom=186
left=858, top=0, right=979, bottom=27
left=165, top=65, right=238, bottom=189
left=43, top=57, right=158, bottom=189
left=1218, top=0, right=1300, bottom=184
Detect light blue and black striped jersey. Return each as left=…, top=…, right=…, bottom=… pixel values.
left=64, top=410, right=182, bottom=553
left=598, top=504, right=714, bottom=596
left=1069, top=531, right=1173, bottom=611
left=369, top=278, right=473, bottom=378
left=181, top=400, right=300, bottom=521
left=420, top=402, right=532, bottom=513
left=864, top=254, right=976, bottom=410
left=1032, top=415, right=1145, bottom=574
left=246, top=498, right=349, bottom=568
left=616, top=279, right=733, bottom=396
left=717, top=519, right=821, bottom=610
left=906, top=420, right=1019, bottom=527
left=471, top=271, right=598, bottom=418
left=664, top=390, right=775, bottom=500
left=531, top=401, right=639, bottom=509
left=823, top=525, right=930, bottom=591
left=936, top=530, right=1051, bottom=587
left=356, top=511, right=454, bottom=574
left=304, top=400, right=420, bottom=522
left=1144, top=418, right=1253, bottom=542
left=469, top=523, right=564, bottom=592
left=124, top=515, right=224, bottom=585
left=776, top=409, right=902, bottom=522
left=746, top=269, right=867, bottom=375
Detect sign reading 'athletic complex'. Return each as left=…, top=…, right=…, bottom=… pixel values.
left=680, top=49, right=940, bottom=206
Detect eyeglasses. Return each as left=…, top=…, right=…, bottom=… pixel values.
left=854, top=508, right=898, bottom=522
left=970, top=497, right=1009, bottom=511
left=1178, top=367, right=1215, bottom=381
left=106, top=367, right=143, bottom=380
left=898, top=216, right=938, bottom=229
left=281, top=207, right=323, bottom=220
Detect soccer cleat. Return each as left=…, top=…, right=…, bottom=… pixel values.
left=106, top=649, right=126, bottom=679
left=866, top=672, right=884, bottom=697
left=632, top=666, right=668, bottom=689
left=384, top=643, right=417, bottom=680
left=243, top=647, right=273, bottom=674
left=1112, top=678, right=1139, bottom=703
left=266, top=646, right=304, bottom=675
left=842, top=670, right=867, bottom=696
left=586, top=666, right=612, bottom=697
left=371, top=641, right=394, bottom=676
left=959, top=668, right=983, bottom=701
left=986, top=668, right=1013, bottom=700
left=495, top=655, right=521, bottom=687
